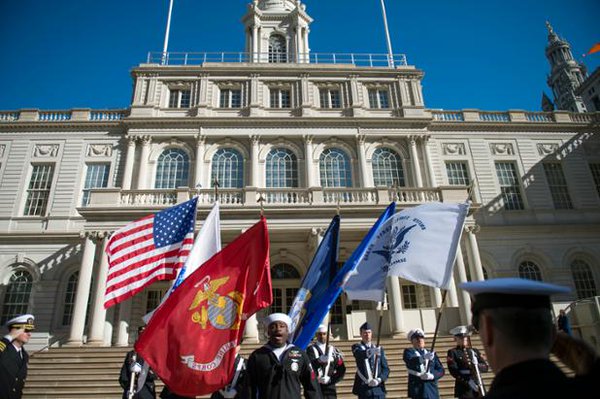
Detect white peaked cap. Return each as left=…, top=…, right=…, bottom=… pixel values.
left=407, top=328, right=425, bottom=341
left=449, top=325, right=470, bottom=336
left=317, top=324, right=327, bottom=333
left=264, top=313, right=292, bottom=329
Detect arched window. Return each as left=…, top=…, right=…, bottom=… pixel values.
left=211, top=148, right=244, bottom=188
left=271, top=263, right=301, bottom=279
left=155, top=148, right=190, bottom=189
left=571, top=259, right=597, bottom=299
left=1, top=270, right=33, bottom=324
left=372, top=147, right=405, bottom=187
left=269, top=35, right=287, bottom=63
left=266, top=148, right=298, bottom=188
left=320, top=148, right=352, bottom=188
left=518, top=261, right=543, bottom=281
left=62, top=271, right=79, bottom=326
left=270, top=264, right=301, bottom=314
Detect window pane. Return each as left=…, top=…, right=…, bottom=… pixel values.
left=544, top=163, right=572, bottom=209
left=155, top=149, right=190, bottom=189
left=62, top=272, right=79, bottom=325
left=25, top=164, right=54, bottom=216
left=320, top=148, right=352, bottom=187
left=268, top=35, right=287, bottom=63
left=271, top=264, right=301, bottom=279
left=1, top=270, right=33, bottom=324
left=378, top=90, right=390, bottom=109
left=169, top=91, right=179, bottom=108
left=495, top=162, right=524, bottom=210
left=180, top=90, right=191, bottom=108
left=211, top=148, right=244, bottom=188
left=270, top=89, right=280, bottom=108
left=82, top=164, right=110, bottom=206
left=319, top=89, right=329, bottom=108
left=330, top=90, right=341, bottom=108
left=372, top=148, right=405, bottom=187
left=446, top=162, right=470, bottom=186
left=401, top=285, right=418, bottom=309
left=368, top=90, right=378, bottom=108
left=266, top=148, right=298, bottom=188
left=571, top=260, right=597, bottom=299
left=518, top=261, right=542, bottom=281
left=231, top=90, right=242, bottom=108
left=281, top=90, right=291, bottom=108
left=220, top=89, right=229, bottom=108
left=590, top=163, right=600, bottom=197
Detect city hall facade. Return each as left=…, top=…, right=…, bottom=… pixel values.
left=1, top=0, right=599, bottom=349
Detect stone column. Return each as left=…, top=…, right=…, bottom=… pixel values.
left=454, top=246, right=472, bottom=325
left=465, top=225, right=485, bottom=281
left=409, top=137, right=423, bottom=188
left=67, top=234, right=97, bottom=345
left=88, top=234, right=110, bottom=346
left=252, top=26, right=258, bottom=62
left=195, top=134, right=206, bottom=189
left=122, top=136, right=137, bottom=190
left=251, top=136, right=260, bottom=187
left=116, top=299, right=132, bottom=346
left=447, top=274, right=459, bottom=308
left=136, top=135, right=152, bottom=189
left=422, top=136, right=437, bottom=187
left=103, top=306, right=114, bottom=346
left=243, top=314, right=260, bottom=343
left=432, top=288, right=443, bottom=308
left=357, top=135, right=370, bottom=188
left=387, top=276, right=405, bottom=336
left=304, top=136, right=315, bottom=187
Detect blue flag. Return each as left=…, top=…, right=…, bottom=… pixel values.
left=290, top=203, right=396, bottom=349
left=289, top=215, right=340, bottom=349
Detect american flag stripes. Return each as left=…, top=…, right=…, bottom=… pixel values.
left=103, top=197, right=198, bottom=308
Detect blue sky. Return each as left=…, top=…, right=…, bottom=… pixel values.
left=1, top=0, right=598, bottom=112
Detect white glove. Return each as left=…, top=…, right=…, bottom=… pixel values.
left=368, top=378, right=380, bottom=387
left=220, top=388, right=237, bottom=398
left=366, top=346, right=381, bottom=358
left=423, top=351, right=435, bottom=361
left=318, top=376, right=331, bottom=385
left=420, top=372, right=434, bottom=381
left=318, top=354, right=329, bottom=364
left=130, top=362, right=142, bottom=373
left=468, top=379, right=479, bottom=391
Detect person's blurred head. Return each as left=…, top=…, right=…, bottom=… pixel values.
left=359, top=322, right=373, bottom=344
left=264, top=313, right=291, bottom=348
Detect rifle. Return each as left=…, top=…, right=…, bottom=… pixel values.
left=128, top=353, right=138, bottom=399
left=466, top=335, right=486, bottom=397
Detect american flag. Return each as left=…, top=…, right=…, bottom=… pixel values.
left=103, top=197, right=198, bottom=308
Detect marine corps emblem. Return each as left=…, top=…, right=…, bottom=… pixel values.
left=189, top=275, right=244, bottom=330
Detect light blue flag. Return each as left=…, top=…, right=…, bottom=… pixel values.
left=344, top=202, right=469, bottom=302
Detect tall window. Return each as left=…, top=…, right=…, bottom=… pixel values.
left=589, top=163, right=600, bottom=197
left=270, top=88, right=291, bottom=108
left=62, top=272, right=79, bottom=325
left=368, top=89, right=390, bottom=109
left=82, top=163, right=110, bottom=206
left=571, top=259, right=597, bottom=300
left=266, top=148, right=298, bottom=188
left=146, top=288, right=168, bottom=314
left=446, top=162, right=470, bottom=186
left=544, top=163, right=573, bottom=209
left=401, top=285, right=418, bottom=309
left=268, top=35, right=287, bottom=63
left=211, top=148, right=244, bottom=188
left=372, top=147, right=405, bottom=187
left=168, top=89, right=191, bottom=108
left=319, top=88, right=341, bottom=109
left=24, top=164, right=54, bottom=216
left=495, top=162, right=524, bottom=210
left=518, top=261, right=542, bottom=281
left=320, top=148, right=352, bottom=187
left=155, top=149, right=190, bottom=189
left=1, top=270, right=33, bottom=324
left=220, top=89, right=242, bottom=108
left=270, top=264, right=300, bottom=315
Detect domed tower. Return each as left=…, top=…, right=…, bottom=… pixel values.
left=545, top=21, right=587, bottom=112
left=242, top=0, right=313, bottom=63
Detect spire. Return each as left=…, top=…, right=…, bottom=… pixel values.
left=545, top=21, right=560, bottom=44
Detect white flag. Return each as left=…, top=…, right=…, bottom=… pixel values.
left=142, top=201, right=221, bottom=323
left=344, top=202, right=469, bottom=302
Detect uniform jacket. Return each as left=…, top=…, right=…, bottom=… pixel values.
left=210, top=355, right=248, bottom=399
left=0, top=337, right=29, bottom=399
left=446, top=346, right=488, bottom=398
left=485, top=358, right=599, bottom=399
left=351, top=342, right=390, bottom=398
left=402, top=347, right=445, bottom=399
left=118, top=350, right=156, bottom=399
left=159, top=386, right=194, bottom=399
left=246, top=344, right=321, bottom=399
left=307, top=342, right=346, bottom=397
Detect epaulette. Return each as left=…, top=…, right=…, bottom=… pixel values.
left=0, top=340, right=6, bottom=352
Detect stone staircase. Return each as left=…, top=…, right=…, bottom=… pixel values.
left=23, top=336, right=570, bottom=398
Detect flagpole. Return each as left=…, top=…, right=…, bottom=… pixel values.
left=379, top=0, right=395, bottom=68
left=429, top=290, right=448, bottom=353
left=162, top=0, right=175, bottom=65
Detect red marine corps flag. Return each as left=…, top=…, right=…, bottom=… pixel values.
left=135, top=218, right=271, bottom=397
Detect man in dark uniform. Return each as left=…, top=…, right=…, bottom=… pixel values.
left=210, top=344, right=247, bottom=399
left=119, top=326, right=156, bottom=399
left=402, top=328, right=445, bottom=399
left=446, top=325, right=488, bottom=398
left=351, top=322, right=389, bottom=398
left=246, top=313, right=321, bottom=399
left=0, top=314, right=34, bottom=399
left=307, top=324, right=346, bottom=398
left=460, top=277, right=600, bottom=399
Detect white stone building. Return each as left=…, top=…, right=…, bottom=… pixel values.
left=1, top=0, right=599, bottom=349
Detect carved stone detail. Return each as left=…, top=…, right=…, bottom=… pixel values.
left=87, top=144, right=113, bottom=157
left=442, top=143, right=466, bottom=155
left=536, top=143, right=559, bottom=156
left=0, top=144, right=5, bottom=158
left=33, top=144, right=59, bottom=158
left=490, top=143, right=514, bottom=155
